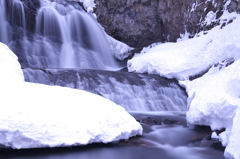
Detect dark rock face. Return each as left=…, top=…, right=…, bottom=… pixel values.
left=95, top=0, right=239, bottom=49
left=95, top=0, right=164, bottom=49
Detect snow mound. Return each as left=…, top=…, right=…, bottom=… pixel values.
left=181, top=59, right=240, bottom=159
left=0, top=43, right=24, bottom=83
left=0, top=43, right=142, bottom=149
left=128, top=12, right=240, bottom=81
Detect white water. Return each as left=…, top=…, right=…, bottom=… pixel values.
left=0, top=1, right=225, bottom=158
left=0, top=0, right=122, bottom=70
left=0, top=0, right=10, bottom=43
left=23, top=68, right=188, bottom=111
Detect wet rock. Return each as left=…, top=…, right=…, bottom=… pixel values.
left=95, top=0, right=240, bottom=50
left=23, top=68, right=188, bottom=111
left=95, top=0, right=164, bottom=49
left=136, top=117, right=177, bottom=126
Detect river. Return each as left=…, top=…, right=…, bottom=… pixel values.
left=0, top=0, right=225, bottom=158
left=1, top=111, right=224, bottom=159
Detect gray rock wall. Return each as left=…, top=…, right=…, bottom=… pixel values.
left=95, top=0, right=239, bottom=49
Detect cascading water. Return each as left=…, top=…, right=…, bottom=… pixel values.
left=0, top=1, right=225, bottom=158
left=0, top=0, right=187, bottom=112
left=23, top=68, right=188, bottom=111
left=0, top=0, right=122, bottom=70
left=0, top=0, right=10, bottom=44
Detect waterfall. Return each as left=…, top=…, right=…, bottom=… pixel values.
left=9, top=0, right=27, bottom=39
left=1, top=0, right=188, bottom=112
left=23, top=68, right=188, bottom=111
left=0, top=0, right=10, bottom=44
left=0, top=0, right=123, bottom=70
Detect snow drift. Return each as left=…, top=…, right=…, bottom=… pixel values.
left=0, top=42, right=142, bottom=149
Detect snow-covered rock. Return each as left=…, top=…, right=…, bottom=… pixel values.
left=0, top=43, right=24, bottom=83
left=181, top=60, right=240, bottom=159
left=67, top=0, right=95, bottom=13
left=128, top=12, right=240, bottom=81
left=107, top=34, right=133, bottom=60
left=127, top=12, right=240, bottom=159
left=0, top=42, right=142, bottom=149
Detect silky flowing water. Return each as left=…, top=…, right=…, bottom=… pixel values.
left=0, top=112, right=224, bottom=159
left=0, top=0, right=225, bottom=158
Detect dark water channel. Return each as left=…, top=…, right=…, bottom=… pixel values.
left=0, top=112, right=224, bottom=159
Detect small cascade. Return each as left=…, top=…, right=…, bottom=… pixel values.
left=8, top=0, right=27, bottom=39
left=0, top=0, right=9, bottom=44
left=0, top=0, right=123, bottom=70
left=23, top=68, right=188, bottom=111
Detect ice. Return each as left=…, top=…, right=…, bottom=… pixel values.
left=106, top=34, right=133, bottom=60
left=0, top=42, right=142, bottom=149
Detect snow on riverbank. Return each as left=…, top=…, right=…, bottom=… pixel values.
left=0, top=43, right=24, bottom=83
left=128, top=11, right=240, bottom=81
left=127, top=11, right=240, bottom=159
left=181, top=58, right=240, bottom=159
left=0, top=43, right=142, bottom=149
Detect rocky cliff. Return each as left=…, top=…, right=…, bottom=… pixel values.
left=95, top=0, right=240, bottom=50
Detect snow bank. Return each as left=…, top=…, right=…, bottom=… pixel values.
left=128, top=12, right=240, bottom=81
left=0, top=43, right=24, bottom=83
left=0, top=43, right=142, bottom=149
left=181, top=59, right=240, bottom=159
left=127, top=11, right=240, bottom=159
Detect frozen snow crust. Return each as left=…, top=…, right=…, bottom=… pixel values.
left=0, top=43, right=142, bottom=149
left=128, top=11, right=240, bottom=159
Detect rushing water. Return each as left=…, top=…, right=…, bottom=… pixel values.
left=23, top=68, right=187, bottom=111
left=0, top=0, right=9, bottom=44
left=0, top=0, right=122, bottom=70
left=0, top=0, right=225, bottom=158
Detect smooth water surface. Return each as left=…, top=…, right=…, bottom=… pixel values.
left=0, top=112, right=224, bottom=159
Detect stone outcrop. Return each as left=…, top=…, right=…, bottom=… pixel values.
left=95, top=0, right=240, bottom=50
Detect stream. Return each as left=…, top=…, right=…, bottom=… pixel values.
left=0, top=0, right=225, bottom=158
left=0, top=112, right=224, bottom=159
